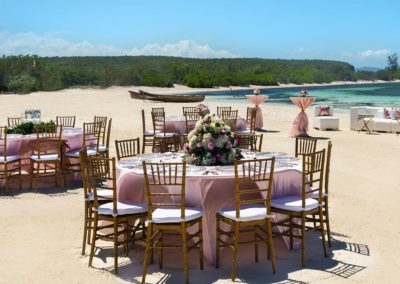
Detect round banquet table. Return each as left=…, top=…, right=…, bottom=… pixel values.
left=165, top=116, right=247, bottom=135
left=245, top=95, right=269, bottom=129
left=116, top=151, right=303, bottom=264
left=1, top=128, right=86, bottom=189
left=289, top=97, right=316, bottom=137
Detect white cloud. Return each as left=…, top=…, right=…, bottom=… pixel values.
left=0, top=32, right=237, bottom=58
left=358, top=49, right=391, bottom=58
left=292, top=47, right=305, bottom=54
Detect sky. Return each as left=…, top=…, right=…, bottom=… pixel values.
left=1, top=0, right=399, bottom=68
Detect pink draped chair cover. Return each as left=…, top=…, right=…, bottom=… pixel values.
left=289, top=97, right=316, bottom=137
left=0, top=129, right=85, bottom=189
left=245, top=95, right=269, bottom=129
left=165, top=116, right=247, bottom=135
left=117, top=165, right=303, bottom=264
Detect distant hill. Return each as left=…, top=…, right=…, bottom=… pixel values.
left=356, top=66, right=381, bottom=72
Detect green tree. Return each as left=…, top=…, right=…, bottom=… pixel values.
left=387, top=53, right=398, bottom=72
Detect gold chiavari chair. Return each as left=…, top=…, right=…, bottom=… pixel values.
left=216, top=158, right=276, bottom=281
left=0, top=126, right=22, bottom=193
left=308, top=141, right=332, bottom=247
left=152, top=107, right=165, bottom=114
left=56, top=115, right=76, bottom=128
left=94, top=116, right=108, bottom=148
left=79, top=149, right=113, bottom=255
left=217, top=106, right=231, bottom=116
left=98, top=118, right=112, bottom=158
left=237, top=107, right=257, bottom=134
left=182, top=106, right=197, bottom=115
left=295, top=136, right=317, bottom=157
left=271, top=149, right=328, bottom=267
left=221, top=110, right=238, bottom=132
left=63, top=122, right=101, bottom=182
left=29, top=124, right=63, bottom=191
left=7, top=117, right=21, bottom=127
left=151, top=111, right=177, bottom=153
left=236, top=133, right=263, bottom=152
left=142, top=109, right=156, bottom=154
left=88, top=156, right=147, bottom=274
left=115, top=138, right=140, bottom=161
left=142, top=161, right=203, bottom=284
left=183, top=111, right=201, bottom=143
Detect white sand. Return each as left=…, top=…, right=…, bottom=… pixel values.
left=0, top=86, right=399, bottom=283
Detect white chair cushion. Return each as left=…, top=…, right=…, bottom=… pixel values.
left=98, top=200, right=147, bottom=216
left=309, top=187, right=328, bottom=199
left=30, top=154, right=59, bottom=161
left=219, top=204, right=270, bottom=221
left=151, top=207, right=203, bottom=224
left=236, top=128, right=254, bottom=134
left=144, top=130, right=160, bottom=136
left=87, top=189, right=114, bottom=201
left=271, top=195, right=319, bottom=212
left=98, top=145, right=107, bottom=152
left=155, top=133, right=175, bottom=138
left=0, top=155, right=20, bottom=163
left=65, top=148, right=97, bottom=157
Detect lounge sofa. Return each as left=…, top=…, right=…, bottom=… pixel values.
left=350, top=106, right=400, bottom=133
left=313, top=106, right=339, bottom=130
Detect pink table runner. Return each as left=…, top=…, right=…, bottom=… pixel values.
left=245, top=95, right=269, bottom=129
left=289, top=97, right=316, bottom=137
left=116, top=155, right=302, bottom=264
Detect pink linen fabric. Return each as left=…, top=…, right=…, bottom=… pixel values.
left=117, top=166, right=303, bottom=264
left=319, top=106, right=330, bottom=116
left=245, top=95, right=269, bottom=129
left=290, top=97, right=316, bottom=137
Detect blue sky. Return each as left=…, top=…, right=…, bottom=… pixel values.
left=1, top=0, right=398, bottom=68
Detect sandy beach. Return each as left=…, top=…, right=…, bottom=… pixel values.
left=0, top=86, right=399, bottom=284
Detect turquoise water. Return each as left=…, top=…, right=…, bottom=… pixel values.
left=205, top=83, right=400, bottom=108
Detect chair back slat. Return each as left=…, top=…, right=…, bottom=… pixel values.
left=221, top=110, right=238, bottom=132
left=295, top=137, right=317, bottom=157
left=182, top=107, right=197, bottom=115
left=7, top=118, right=21, bottom=127
left=56, top=116, right=76, bottom=128
left=217, top=106, right=231, bottom=116
left=94, top=116, right=108, bottom=145
left=184, top=111, right=201, bottom=135
left=234, top=158, right=275, bottom=219
left=236, top=133, right=263, bottom=152
left=152, top=107, right=165, bottom=114
left=142, top=161, right=186, bottom=221
left=115, top=138, right=140, bottom=160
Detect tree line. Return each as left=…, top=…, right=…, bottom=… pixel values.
left=0, top=55, right=399, bottom=94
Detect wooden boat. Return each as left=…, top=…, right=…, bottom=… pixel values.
left=129, top=90, right=205, bottom=103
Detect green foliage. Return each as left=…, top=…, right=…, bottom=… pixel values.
left=0, top=54, right=376, bottom=92
left=6, top=120, right=56, bottom=135
left=6, top=74, right=38, bottom=94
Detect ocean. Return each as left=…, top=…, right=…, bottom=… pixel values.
left=205, top=83, right=400, bottom=109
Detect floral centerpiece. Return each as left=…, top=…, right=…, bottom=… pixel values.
left=300, top=88, right=308, bottom=97
left=184, top=115, right=243, bottom=166
left=253, top=88, right=261, bottom=95
left=195, top=103, right=210, bottom=117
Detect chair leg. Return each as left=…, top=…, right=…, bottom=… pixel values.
left=4, top=164, right=9, bottom=194
left=199, top=219, right=204, bottom=270
left=113, top=217, right=119, bottom=275
left=312, top=213, right=317, bottom=229
left=254, top=226, right=259, bottom=263
left=266, top=218, right=276, bottom=274
left=289, top=216, right=293, bottom=250
left=124, top=221, right=129, bottom=257
left=29, top=161, right=33, bottom=191
left=82, top=202, right=88, bottom=255
left=142, top=223, right=153, bottom=283
left=325, top=199, right=332, bottom=248
left=319, top=207, right=328, bottom=257
left=88, top=214, right=98, bottom=267
left=215, top=214, right=220, bottom=269
left=159, top=231, right=163, bottom=269
left=301, top=213, right=306, bottom=267
left=87, top=206, right=93, bottom=245
left=18, top=160, right=22, bottom=191
left=142, top=136, right=146, bottom=154
left=231, top=222, right=239, bottom=282
left=181, top=222, right=189, bottom=284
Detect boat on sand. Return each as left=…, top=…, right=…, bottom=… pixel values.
left=129, top=90, right=205, bottom=103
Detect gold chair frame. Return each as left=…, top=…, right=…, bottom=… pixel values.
left=56, top=116, right=76, bottom=128
left=182, top=106, right=197, bottom=115
left=0, top=126, right=22, bottom=193
left=217, top=106, right=232, bottom=116
left=7, top=117, right=21, bottom=127
left=236, top=133, right=263, bottom=152
left=142, top=109, right=155, bottom=153
left=115, top=138, right=141, bottom=161
left=221, top=110, right=238, bottom=132
left=295, top=136, right=317, bottom=157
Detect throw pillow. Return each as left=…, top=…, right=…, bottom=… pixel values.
left=319, top=106, right=330, bottom=116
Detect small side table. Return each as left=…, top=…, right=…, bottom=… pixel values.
left=357, top=114, right=374, bottom=134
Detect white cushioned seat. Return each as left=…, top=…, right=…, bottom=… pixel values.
left=65, top=148, right=97, bottom=157
left=151, top=207, right=203, bottom=224
left=271, top=195, right=319, bottom=212
left=0, top=155, right=20, bottom=163
left=87, top=189, right=114, bottom=201
left=219, top=204, right=270, bottom=221
left=30, top=154, right=59, bottom=161
left=154, top=132, right=175, bottom=138
left=373, top=118, right=393, bottom=132
left=236, top=128, right=254, bottom=134
left=144, top=130, right=160, bottom=136
left=313, top=106, right=339, bottom=130
left=98, top=200, right=147, bottom=216
left=309, top=187, right=328, bottom=199
left=98, top=144, right=107, bottom=153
